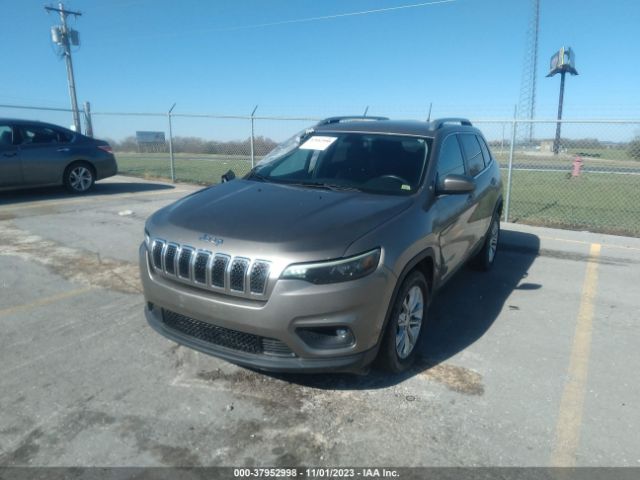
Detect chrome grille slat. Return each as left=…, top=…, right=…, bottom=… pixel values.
left=211, top=254, right=230, bottom=288
left=151, top=240, right=165, bottom=270
left=150, top=238, right=270, bottom=298
left=164, top=243, right=178, bottom=275
left=178, top=247, right=194, bottom=279
left=194, top=252, right=210, bottom=284
left=230, top=258, right=250, bottom=292
left=250, top=261, right=270, bottom=295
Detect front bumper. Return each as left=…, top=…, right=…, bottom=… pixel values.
left=139, top=243, right=396, bottom=373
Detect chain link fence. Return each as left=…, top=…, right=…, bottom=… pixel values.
left=2, top=104, right=639, bottom=237
left=475, top=119, right=640, bottom=237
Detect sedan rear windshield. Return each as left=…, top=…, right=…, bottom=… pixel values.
left=248, top=132, right=430, bottom=195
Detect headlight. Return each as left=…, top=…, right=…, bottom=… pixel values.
left=281, top=248, right=381, bottom=284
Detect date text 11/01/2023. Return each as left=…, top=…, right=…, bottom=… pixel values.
left=233, top=468, right=400, bottom=478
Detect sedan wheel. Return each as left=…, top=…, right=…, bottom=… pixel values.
left=67, top=165, right=94, bottom=193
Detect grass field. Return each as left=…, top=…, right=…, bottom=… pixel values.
left=508, top=170, right=640, bottom=236
left=116, top=152, right=254, bottom=185
left=114, top=152, right=640, bottom=237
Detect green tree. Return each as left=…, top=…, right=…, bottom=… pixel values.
left=628, top=137, right=640, bottom=160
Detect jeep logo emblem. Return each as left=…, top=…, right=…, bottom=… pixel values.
left=199, top=234, right=224, bottom=246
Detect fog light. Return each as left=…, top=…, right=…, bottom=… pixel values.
left=297, top=326, right=355, bottom=349
left=336, top=328, right=349, bottom=339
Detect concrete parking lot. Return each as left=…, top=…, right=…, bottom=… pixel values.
left=0, top=175, right=638, bottom=467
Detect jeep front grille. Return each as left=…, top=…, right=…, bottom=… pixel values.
left=149, top=239, right=271, bottom=298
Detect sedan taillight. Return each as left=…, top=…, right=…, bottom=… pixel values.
left=98, top=145, right=113, bottom=154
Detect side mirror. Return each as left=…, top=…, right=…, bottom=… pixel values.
left=437, top=174, right=475, bottom=194
left=221, top=170, right=236, bottom=183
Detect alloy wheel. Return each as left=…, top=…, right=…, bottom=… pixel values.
left=69, top=166, right=93, bottom=192
left=395, top=285, right=424, bottom=359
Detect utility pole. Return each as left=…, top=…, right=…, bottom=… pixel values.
left=45, top=2, right=82, bottom=133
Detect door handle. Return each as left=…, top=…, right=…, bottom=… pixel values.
left=2, top=152, right=17, bottom=157
left=57, top=147, right=70, bottom=152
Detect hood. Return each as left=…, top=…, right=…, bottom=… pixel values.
left=148, top=180, right=413, bottom=260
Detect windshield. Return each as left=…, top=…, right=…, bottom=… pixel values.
left=248, top=132, right=430, bottom=195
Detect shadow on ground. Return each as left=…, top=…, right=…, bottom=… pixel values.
left=263, top=229, right=541, bottom=390
left=0, top=181, right=175, bottom=206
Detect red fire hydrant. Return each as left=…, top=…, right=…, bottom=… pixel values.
left=572, top=156, right=583, bottom=177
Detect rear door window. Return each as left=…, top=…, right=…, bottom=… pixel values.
left=477, top=135, right=492, bottom=167
left=18, top=125, right=71, bottom=145
left=459, top=134, right=485, bottom=177
left=437, top=135, right=466, bottom=179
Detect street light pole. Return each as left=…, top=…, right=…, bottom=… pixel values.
left=552, top=71, right=566, bottom=155
left=546, top=46, right=578, bottom=156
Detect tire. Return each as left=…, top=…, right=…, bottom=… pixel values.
left=376, top=270, right=429, bottom=373
left=64, top=162, right=95, bottom=194
left=471, top=212, right=500, bottom=271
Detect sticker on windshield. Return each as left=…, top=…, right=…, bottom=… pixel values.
left=300, top=136, right=338, bottom=151
left=401, top=184, right=411, bottom=191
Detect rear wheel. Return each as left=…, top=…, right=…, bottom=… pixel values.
left=64, top=162, right=95, bottom=193
left=471, top=212, right=500, bottom=271
left=376, top=270, right=428, bottom=373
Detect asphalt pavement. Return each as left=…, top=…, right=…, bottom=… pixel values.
left=0, top=176, right=638, bottom=467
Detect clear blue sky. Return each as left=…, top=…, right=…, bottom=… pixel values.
left=1, top=0, right=639, bottom=140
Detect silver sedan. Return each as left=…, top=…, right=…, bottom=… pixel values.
left=0, top=118, right=118, bottom=193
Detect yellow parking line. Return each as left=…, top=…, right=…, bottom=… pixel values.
left=0, top=188, right=189, bottom=212
left=538, top=235, right=640, bottom=252
left=0, top=287, right=93, bottom=317
left=551, top=243, right=601, bottom=466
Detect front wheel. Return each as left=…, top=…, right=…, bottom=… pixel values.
left=471, top=212, right=500, bottom=271
left=64, top=163, right=95, bottom=193
left=376, top=270, right=429, bottom=373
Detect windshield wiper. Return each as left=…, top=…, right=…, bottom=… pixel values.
left=291, top=181, right=362, bottom=192
left=247, top=171, right=271, bottom=182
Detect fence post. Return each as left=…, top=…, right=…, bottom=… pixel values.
left=168, top=103, right=176, bottom=183
left=250, top=105, right=258, bottom=168
left=83, top=101, right=93, bottom=137
left=504, top=106, right=517, bottom=223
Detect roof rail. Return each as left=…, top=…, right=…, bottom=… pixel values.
left=430, top=118, right=473, bottom=129
left=315, top=115, right=389, bottom=126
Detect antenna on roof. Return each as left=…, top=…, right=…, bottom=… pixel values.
left=363, top=106, right=369, bottom=117
left=427, top=102, right=433, bottom=122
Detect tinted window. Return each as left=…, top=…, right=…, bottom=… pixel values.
left=477, top=135, right=492, bottom=167
left=437, top=135, right=465, bottom=178
left=19, top=125, right=71, bottom=145
left=0, top=125, right=12, bottom=146
left=459, top=134, right=484, bottom=176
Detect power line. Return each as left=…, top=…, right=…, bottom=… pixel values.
left=218, top=0, right=457, bottom=32
left=124, top=0, right=457, bottom=41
